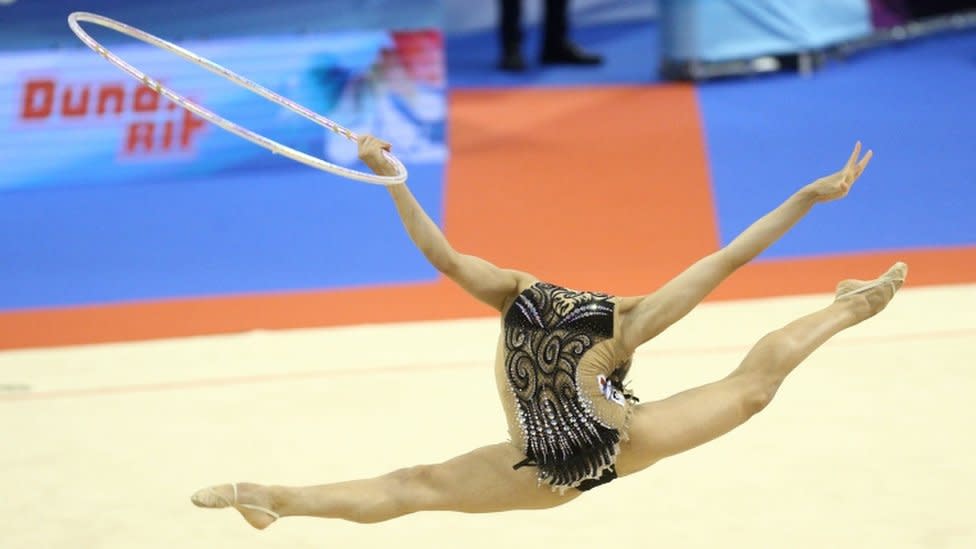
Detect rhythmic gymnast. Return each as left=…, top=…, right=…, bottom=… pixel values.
left=191, top=136, right=907, bottom=529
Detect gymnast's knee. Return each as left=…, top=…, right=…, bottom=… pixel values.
left=736, top=330, right=799, bottom=377
left=731, top=371, right=778, bottom=417
left=386, top=465, right=442, bottom=511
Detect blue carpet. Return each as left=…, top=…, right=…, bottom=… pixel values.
left=697, top=30, right=976, bottom=258
left=0, top=165, right=442, bottom=310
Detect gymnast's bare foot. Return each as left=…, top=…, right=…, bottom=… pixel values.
left=190, top=482, right=279, bottom=530
left=834, top=261, right=908, bottom=321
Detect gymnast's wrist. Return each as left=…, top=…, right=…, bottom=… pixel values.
left=793, top=185, right=819, bottom=206
left=365, top=161, right=398, bottom=178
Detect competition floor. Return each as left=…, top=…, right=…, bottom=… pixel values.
left=3, top=282, right=974, bottom=548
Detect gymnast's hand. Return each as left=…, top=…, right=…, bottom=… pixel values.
left=804, top=141, right=873, bottom=203
left=357, top=135, right=398, bottom=177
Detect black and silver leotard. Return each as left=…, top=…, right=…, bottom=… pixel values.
left=495, top=282, right=637, bottom=492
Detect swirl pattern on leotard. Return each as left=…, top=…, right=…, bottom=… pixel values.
left=504, top=282, right=631, bottom=489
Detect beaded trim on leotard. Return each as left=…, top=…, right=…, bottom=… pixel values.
left=503, top=282, right=636, bottom=491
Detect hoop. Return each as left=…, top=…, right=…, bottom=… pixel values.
left=66, top=12, right=407, bottom=185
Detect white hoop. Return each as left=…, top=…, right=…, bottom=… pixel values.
left=66, top=11, right=407, bottom=185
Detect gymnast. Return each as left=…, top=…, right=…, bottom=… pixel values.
left=191, top=136, right=906, bottom=529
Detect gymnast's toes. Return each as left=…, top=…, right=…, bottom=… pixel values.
left=191, top=483, right=280, bottom=530
left=191, top=484, right=232, bottom=509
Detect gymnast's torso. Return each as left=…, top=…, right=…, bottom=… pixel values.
left=495, top=281, right=638, bottom=491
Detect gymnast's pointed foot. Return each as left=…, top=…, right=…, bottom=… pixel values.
left=191, top=482, right=279, bottom=530
left=834, top=261, right=908, bottom=321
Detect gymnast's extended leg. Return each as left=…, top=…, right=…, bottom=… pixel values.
left=616, top=263, right=906, bottom=475
left=192, top=442, right=578, bottom=529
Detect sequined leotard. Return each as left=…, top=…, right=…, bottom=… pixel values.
left=495, top=282, right=637, bottom=492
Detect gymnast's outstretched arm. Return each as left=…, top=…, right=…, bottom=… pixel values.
left=358, top=135, right=532, bottom=311
left=617, top=142, right=874, bottom=353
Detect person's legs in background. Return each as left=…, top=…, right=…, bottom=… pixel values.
left=498, top=0, right=527, bottom=71
left=539, top=0, right=602, bottom=66
left=498, top=0, right=603, bottom=72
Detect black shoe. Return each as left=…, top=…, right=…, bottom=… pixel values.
left=540, top=42, right=603, bottom=66
left=498, top=50, right=528, bottom=72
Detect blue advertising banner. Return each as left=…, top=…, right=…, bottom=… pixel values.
left=659, top=0, right=872, bottom=62
left=2, top=30, right=446, bottom=191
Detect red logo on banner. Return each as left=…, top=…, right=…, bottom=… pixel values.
left=387, top=31, right=444, bottom=85
left=19, top=78, right=206, bottom=157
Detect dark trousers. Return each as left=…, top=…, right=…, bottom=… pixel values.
left=903, top=0, right=976, bottom=17
left=499, top=0, right=569, bottom=54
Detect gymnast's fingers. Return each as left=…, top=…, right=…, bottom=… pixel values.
left=857, top=149, right=873, bottom=173
left=845, top=141, right=861, bottom=170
